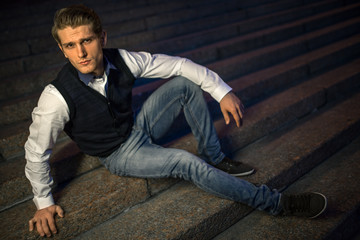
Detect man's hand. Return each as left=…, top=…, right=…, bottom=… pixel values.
left=220, top=92, right=245, bottom=128
left=29, top=205, right=64, bottom=237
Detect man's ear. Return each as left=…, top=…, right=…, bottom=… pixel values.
left=101, top=31, right=107, bottom=47
left=58, top=43, right=68, bottom=58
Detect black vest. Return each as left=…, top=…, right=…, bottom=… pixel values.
left=51, top=49, right=136, bottom=157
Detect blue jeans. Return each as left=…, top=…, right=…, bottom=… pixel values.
left=100, top=77, right=282, bottom=215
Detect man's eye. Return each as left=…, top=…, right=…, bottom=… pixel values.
left=65, top=44, right=74, bottom=48
left=84, top=39, right=92, bottom=43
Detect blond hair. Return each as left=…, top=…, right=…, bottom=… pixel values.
left=51, top=4, right=102, bottom=44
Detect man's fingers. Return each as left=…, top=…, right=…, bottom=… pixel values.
left=221, top=105, right=243, bottom=127
left=231, top=109, right=241, bottom=127
left=47, top=215, right=58, bottom=235
left=29, top=219, right=35, bottom=231
left=41, top=218, right=52, bottom=237
left=35, top=220, right=45, bottom=237
left=221, top=108, right=230, bottom=125
left=236, top=105, right=244, bottom=127
left=240, top=103, right=245, bottom=114
left=56, top=205, right=64, bottom=218
left=237, top=104, right=244, bottom=118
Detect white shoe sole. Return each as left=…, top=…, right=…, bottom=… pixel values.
left=309, top=192, right=328, bottom=219
left=230, top=168, right=255, bottom=177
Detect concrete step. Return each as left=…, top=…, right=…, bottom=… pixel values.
left=0, top=57, right=359, bottom=238
left=214, top=136, right=360, bottom=240
left=227, top=33, right=360, bottom=105
left=145, top=0, right=359, bottom=57
left=205, top=23, right=360, bottom=82
left=116, top=0, right=310, bottom=49
left=72, top=90, right=360, bottom=240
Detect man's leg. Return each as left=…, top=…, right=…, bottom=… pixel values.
left=101, top=129, right=282, bottom=214
left=100, top=77, right=281, bottom=214
left=134, top=76, right=224, bottom=164
left=100, top=77, right=326, bottom=218
left=134, top=76, right=254, bottom=176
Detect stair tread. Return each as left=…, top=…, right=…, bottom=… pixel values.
left=214, top=135, right=360, bottom=240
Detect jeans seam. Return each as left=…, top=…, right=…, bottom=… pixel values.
left=184, top=102, right=210, bottom=159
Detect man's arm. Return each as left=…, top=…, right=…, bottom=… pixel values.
left=118, top=49, right=243, bottom=127
left=119, top=49, right=231, bottom=101
left=180, top=58, right=245, bottom=127
left=25, top=84, right=69, bottom=236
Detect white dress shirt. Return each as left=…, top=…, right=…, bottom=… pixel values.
left=25, top=49, right=232, bottom=209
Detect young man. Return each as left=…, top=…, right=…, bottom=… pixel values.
left=25, top=5, right=327, bottom=237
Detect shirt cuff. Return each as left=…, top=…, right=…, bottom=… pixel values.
left=33, top=194, right=55, bottom=210
left=211, top=83, right=233, bottom=102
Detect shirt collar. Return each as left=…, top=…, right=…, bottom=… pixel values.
left=77, top=56, right=116, bottom=85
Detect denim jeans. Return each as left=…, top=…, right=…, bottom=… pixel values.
left=100, top=77, right=282, bottom=215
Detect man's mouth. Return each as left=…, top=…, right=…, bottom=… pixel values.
left=79, top=60, right=91, bottom=65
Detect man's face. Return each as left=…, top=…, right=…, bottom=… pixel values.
left=57, top=24, right=106, bottom=76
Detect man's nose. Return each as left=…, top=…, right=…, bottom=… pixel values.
left=77, top=44, right=87, bottom=58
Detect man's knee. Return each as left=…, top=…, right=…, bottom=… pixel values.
left=171, top=150, right=207, bottom=178
left=171, top=76, right=201, bottom=93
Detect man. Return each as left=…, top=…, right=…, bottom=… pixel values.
left=25, top=5, right=327, bottom=238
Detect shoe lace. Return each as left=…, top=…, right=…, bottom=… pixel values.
left=287, top=194, right=311, bottom=213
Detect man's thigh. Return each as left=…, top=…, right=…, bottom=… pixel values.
left=121, top=141, right=207, bottom=180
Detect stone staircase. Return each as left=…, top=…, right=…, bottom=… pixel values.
left=1, top=0, right=360, bottom=239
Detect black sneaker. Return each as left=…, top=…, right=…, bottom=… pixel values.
left=280, top=192, right=327, bottom=219
left=213, top=157, right=255, bottom=177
